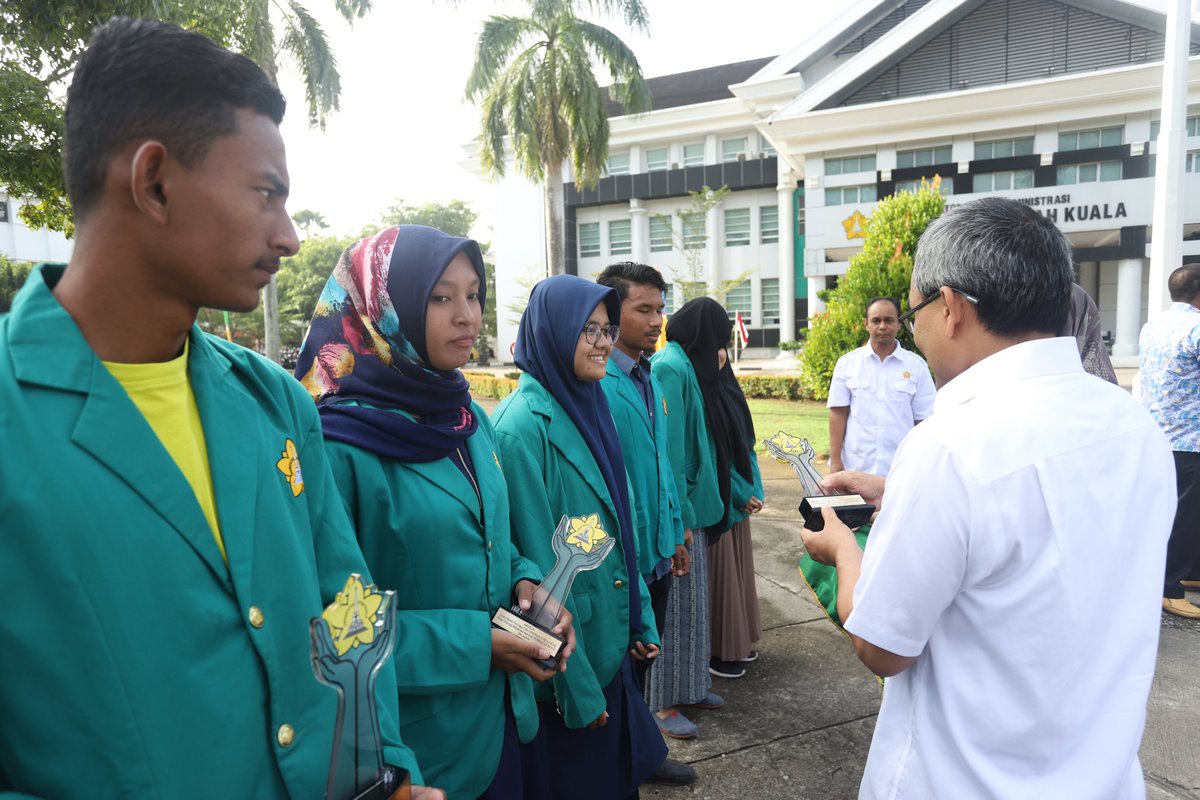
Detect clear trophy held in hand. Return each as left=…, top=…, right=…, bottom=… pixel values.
left=311, top=574, right=411, bottom=800
left=763, top=431, right=875, bottom=531
left=492, top=513, right=616, bottom=671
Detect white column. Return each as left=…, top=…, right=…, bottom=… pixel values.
left=706, top=197, right=722, bottom=294
left=629, top=199, right=649, bottom=265
left=1112, top=257, right=1145, bottom=361
left=1149, top=0, right=1191, bottom=319
left=807, top=276, right=827, bottom=316
left=778, top=182, right=796, bottom=342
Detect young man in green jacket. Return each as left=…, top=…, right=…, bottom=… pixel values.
left=598, top=263, right=699, bottom=786
left=0, top=19, right=437, bottom=799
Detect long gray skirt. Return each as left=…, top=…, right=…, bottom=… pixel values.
left=707, top=518, right=762, bottom=662
left=646, top=529, right=712, bottom=710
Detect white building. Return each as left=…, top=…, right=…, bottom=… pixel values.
left=469, top=0, right=1200, bottom=365
left=0, top=194, right=73, bottom=265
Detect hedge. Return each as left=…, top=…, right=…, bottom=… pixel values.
left=463, top=371, right=519, bottom=400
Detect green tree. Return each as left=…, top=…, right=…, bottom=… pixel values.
left=1, top=1, right=369, bottom=234
left=466, top=0, right=651, bottom=276
left=292, top=208, right=329, bottom=237
left=652, top=185, right=749, bottom=303
left=0, top=254, right=34, bottom=312
left=799, top=178, right=947, bottom=400
left=373, top=198, right=478, bottom=238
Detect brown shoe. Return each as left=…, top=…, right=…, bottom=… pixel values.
left=1163, top=597, right=1200, bottom=619
left=1180, top=580, right=1200, bottom=590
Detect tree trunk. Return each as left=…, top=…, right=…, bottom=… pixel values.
left=543, top=160, right=565, bottom=276
left=252, top=0, right=282, bottom=363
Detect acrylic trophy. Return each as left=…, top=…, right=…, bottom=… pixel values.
left=492, top=513, right=616, bottom=671
left=310, top=574, right=411, bottom=800
left=762, top=431, right=875, bottom=532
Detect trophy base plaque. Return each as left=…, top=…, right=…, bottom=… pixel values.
left=492, top=606, right=563, bottom=671
left=800, top=495, right=875, bottom=531
left=347, top=765, right=411, bottom=800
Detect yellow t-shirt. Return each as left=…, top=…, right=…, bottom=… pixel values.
left=103, top=341, right=226, bottom=562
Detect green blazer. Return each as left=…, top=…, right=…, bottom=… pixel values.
left=0, top=266, right=419, bottom=799
left=600, top=359, right=684, bottom=578
left=325, top=406, right=542, bottom=800
left=491, top=374, right=659, bottom=729
left=728, top=445, right=765, bottom=526
left=650, top=341, right=724, bottom=531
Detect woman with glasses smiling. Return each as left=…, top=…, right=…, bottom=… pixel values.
left=492, top=274, right=667, bottom=799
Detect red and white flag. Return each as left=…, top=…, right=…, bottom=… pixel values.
left=735, top=310, right=750, bottom=347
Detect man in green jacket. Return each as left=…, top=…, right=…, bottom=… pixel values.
left=0, top=18, right=436, bottom=799
left=598, top=263, right=698, bottom=786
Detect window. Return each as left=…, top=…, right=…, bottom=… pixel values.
left=607, top=152, right=630, bottom=175
left=825, top=184, right=877, bottom=205
left=722, top=137, right=748, bottom=162
left=608, top=220, right=631, bottom=256
left=761, top=278, right=780, bottom=325
left=646, top=147, right=669, bottom=171
left=663, top=285, right=677, bottom=315
left=1058, top=126, right=1123, bottom=151
left=897, top=146, right=951, bottom=168
left=649, top=215, right=672, bottom=252
left=724, top=208, right=751, bottom=247
left=1188, top=151, right=1200, bottom=173
left=1151, top=117, right=1200, bottom=140
left=682, top=213, right=706, bottom=249
left=972, top=169, right=1034, bottom=192
left=761, top=139, right=777, bottom=157
left=578, top=222, right=600, bottom=258
left=1056, top=160, right=1122, bottom=184
left=724, top=280, right=752, bottom=326
left=825, top=154, right=876, bottom=175
left=974, top=137, right=1034, bottom=160
left=894, top=178, right=952, bottom=195
left=683, top=143, right=705, bottom=166
left=0, top=198, right=8, bottom=224
left=760, top=205, right=779, bottom=244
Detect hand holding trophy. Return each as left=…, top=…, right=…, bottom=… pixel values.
left=763, top=431, right=875, bottom=531
left=492, top=513, right=616, bottom=671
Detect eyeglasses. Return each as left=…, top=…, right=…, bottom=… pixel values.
left=898, top=287, right=980, bottom=335
left=581, top=322, right=620, bottom=345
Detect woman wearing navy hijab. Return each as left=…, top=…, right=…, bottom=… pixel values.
left=491, top=274, right=668, bottom=799
left=294, top=225, right=574, bottom=800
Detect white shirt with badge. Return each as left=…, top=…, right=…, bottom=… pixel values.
left=827, top=342, right=936, bottom=475
left=845, top=337, right=1175, bottom=800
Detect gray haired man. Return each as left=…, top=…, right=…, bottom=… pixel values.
left=802, top=197, right=1175, bottom=799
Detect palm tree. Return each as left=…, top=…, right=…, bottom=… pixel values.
left=466, top=0, right=652, bottom=276
left=235, top=0, right=370, bottom=362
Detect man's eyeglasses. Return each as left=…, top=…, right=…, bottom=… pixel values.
left=898, top=287, right=980, bottom=335
left=581, top=323, right=620, bottom=345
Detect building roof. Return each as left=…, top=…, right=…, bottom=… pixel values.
left=606, top=56, right=776, bottom=117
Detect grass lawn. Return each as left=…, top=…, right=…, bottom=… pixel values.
left=748, top=398, right=830, bottom=460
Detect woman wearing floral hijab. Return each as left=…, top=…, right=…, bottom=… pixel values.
left=491, top=274, right=667, bottom=799
left=294, top=225, right=572, bottom=800
left=660, top=297, right=763, bottom=680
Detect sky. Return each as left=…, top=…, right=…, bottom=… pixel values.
left=274, top=0, right=845, bottom=238
left=274, top=0, right=1184, bottom=240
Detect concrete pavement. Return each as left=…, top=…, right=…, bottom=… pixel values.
left=642, top=455, right=1200, bottom=799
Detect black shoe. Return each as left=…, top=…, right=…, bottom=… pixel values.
left=738, top=649, right=760, bottom=663
left=646, top=758, right=698, bottom=786
left=708, top=657, right=747, bottom=679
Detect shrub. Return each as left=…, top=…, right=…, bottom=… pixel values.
left=800, top=179, right=946, bottom=400
left=464, top=371, right=519, bottom=400
left=778, top=339, right=804, bottom=352
left=736, top=375, right=811, bottom=401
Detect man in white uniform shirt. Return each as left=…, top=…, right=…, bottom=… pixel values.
left=827, top=297, right=935, bottom=475
left=802, top=197, right=1175, bottom=800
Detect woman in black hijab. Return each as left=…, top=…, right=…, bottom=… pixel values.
left=664, top=298, right=764, bottom=679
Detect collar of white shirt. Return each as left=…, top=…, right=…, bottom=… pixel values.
left=932, top=336, right=1082, bottom=414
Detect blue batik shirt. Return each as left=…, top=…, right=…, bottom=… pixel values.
left=1138, top=302, right=1200, bottom=452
